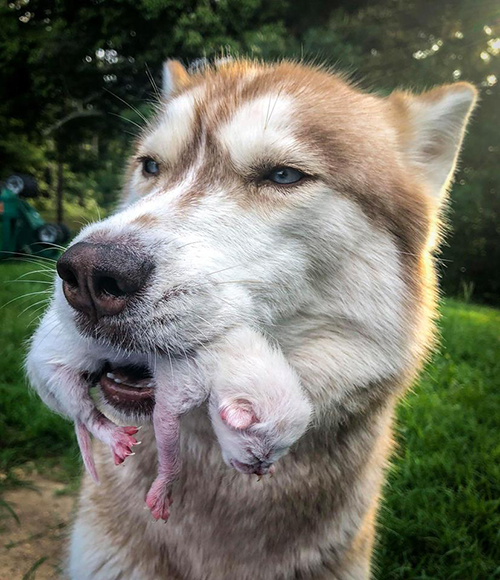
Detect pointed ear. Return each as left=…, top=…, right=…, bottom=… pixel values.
left=389, top=82, right=478, bottom=199
left=162, top=60, right=190, bottom=98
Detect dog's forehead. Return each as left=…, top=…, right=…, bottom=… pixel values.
left=140, top=89, right=202, bottom=165
left=138, top=65, right=353, bottom=165
left=216, top=93, right=299, bottom=169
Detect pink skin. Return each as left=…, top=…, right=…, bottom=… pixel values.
left=145, top=396, right=181, bottom=521
left=75, top=413, right=139, bottom=483
left=219, top=400, right=258, bottom=430
left=51, top=366, right=138, bottom=483
left=221, top=400, right=275, bottom=476
left=145, top=397, right=270, bottom=521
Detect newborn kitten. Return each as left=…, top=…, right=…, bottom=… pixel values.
left=26, top=306, right=141, bottom=483
left=145, top=326, right=312, bottom=521
left=26, top=308, right=311, bottom=522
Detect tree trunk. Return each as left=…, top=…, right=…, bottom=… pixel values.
left=56, top=153, right=64, bottom=224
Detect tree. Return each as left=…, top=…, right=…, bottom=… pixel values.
left=0, top=0, right=498, bottom=303
left=0, top=0, right=293, bottom=217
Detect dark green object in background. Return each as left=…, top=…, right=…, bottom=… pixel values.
left=0, top=175, right=69, bottom=260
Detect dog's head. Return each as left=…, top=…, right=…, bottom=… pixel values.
left=54, top=60, right=476, bottom=403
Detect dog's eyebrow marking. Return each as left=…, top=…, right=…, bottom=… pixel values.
left=131, top=213, right=159, bottom=227
left=216, top=94, right=298, bottom=169
left=140, top=89, right=203, bottom=164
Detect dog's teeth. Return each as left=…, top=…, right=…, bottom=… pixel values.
left=146, top=382, right=154, bottom=388
left=106, top=372, right=116, bottom=380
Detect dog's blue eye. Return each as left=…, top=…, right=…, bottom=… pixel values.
left=266, top=167, right=305, bottom=185
left=142, top=158, right=159, bottom=176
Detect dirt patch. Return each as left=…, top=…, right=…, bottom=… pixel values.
left=0, top=472, right=77, bottom=580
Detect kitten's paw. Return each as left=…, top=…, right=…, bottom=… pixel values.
left=109, top=426, right=139, bottom=465
left=145, top=478, right=173, bottom=521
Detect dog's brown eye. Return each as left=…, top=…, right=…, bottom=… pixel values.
left=266, top=167, right=305, bottom=185
left=142, top=158, right=159, bottom=176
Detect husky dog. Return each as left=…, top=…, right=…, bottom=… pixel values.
left=26, top=59, right=476, bottom=579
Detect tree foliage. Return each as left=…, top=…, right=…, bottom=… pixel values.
left=0, top=0, right=498, bottom=302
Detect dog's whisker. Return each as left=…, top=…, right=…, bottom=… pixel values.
left=103, top=87, right=148, bottom=123
left=7, top=279, right=55, bottom=285
left=12, top=268, right=56, bottom=280
left=26, top=303, right=52, bottom=323
left=18, top=298, right=50, bottom=318
left=174, top=241, right=203, bottom=251
left=1, top=251, right=58, bottom=264
left=3, top=256, right=56, bottom=271
left=36, top=242, right=67, bottom=251
left=205, top=264, right=244, bottom=277
left=0, top=289, right=51, bottom=311
left=109, top=112, right=144, bottom=131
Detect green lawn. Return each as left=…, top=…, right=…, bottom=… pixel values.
left=0, top=260, right=79, bottom=489
left=1, top=261, right=499, bottom=579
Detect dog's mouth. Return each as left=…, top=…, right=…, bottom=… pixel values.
left=97, top=362, right=156, bottom=415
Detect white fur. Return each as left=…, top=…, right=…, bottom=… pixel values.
left=206, top=326, right=312, bottom=467
left=217, top=94, right=302, bottom=170
left=400, top=86, right=476, bottom=197
left=68, top=519, right=126, bottom=580
left=141, top=90, right=202, bottom=165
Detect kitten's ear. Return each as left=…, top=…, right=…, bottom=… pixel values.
left=162, top=60, right=190, bottom=98
left=389, top=82, right=478, bottom=200
left=219, top=399, right=258, bottom=431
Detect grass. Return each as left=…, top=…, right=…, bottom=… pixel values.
left=0, top=261, right=499, bottom=578
left=0, top=260, right=80, bottom=490
left=376, top=300, right=500, bottom=579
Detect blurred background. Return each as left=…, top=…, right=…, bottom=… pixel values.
left=0, top=2, right=499, bottom=579
left=1, top=0, right=499, bottom=303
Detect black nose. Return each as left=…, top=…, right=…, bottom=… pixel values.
left=57, top=242, right=154, bottom=321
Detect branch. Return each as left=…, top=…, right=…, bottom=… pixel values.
left=43, top=109, right=103, bottom=135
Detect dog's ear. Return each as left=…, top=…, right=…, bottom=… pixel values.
left=389, top=83, right=478, bottom=200
left=162, top=60, right=190, bottom=98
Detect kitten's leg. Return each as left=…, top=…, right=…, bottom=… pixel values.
left=145, top=390, right=181, bottom=521
left=75, top=421, right=99, bottom=483
left=48, top=366, right=139, bottom=478
left=26, top=308, right=138, bottom=477
left=207, top=326, right=311, bottom=475
left=145, top=354, right=210, bottom=520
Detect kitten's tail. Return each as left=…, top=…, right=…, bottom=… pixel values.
left=75, top=421, right=99, bottom=484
